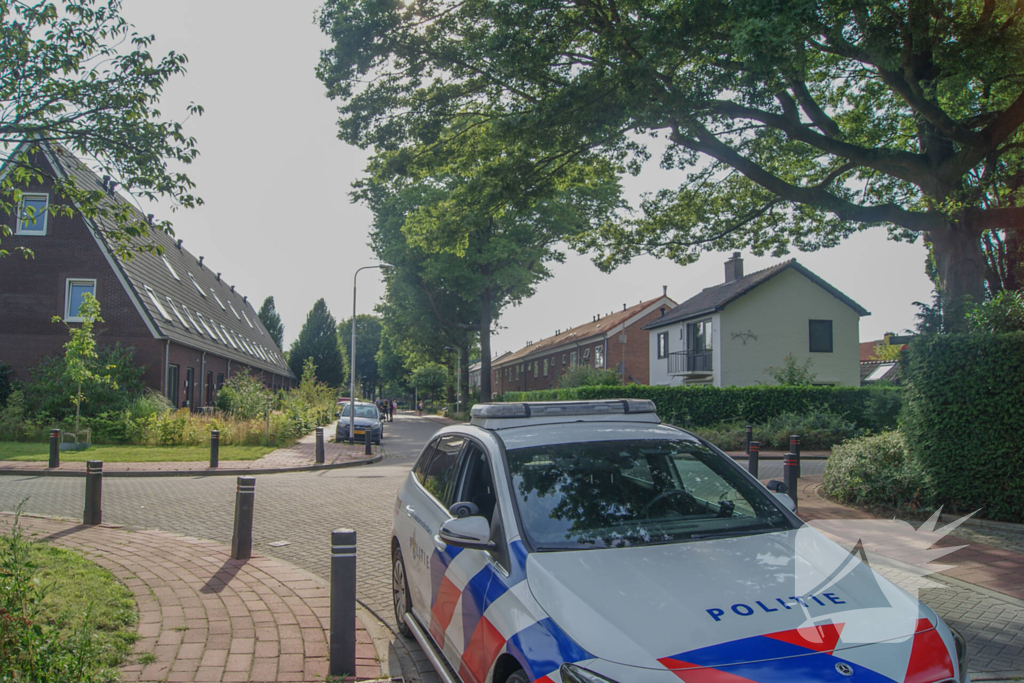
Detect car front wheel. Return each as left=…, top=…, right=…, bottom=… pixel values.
left=505, top=670, right=529, bottom=683
left=393, top=546, right=412, bottom=637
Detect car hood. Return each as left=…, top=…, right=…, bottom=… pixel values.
left=337, top=417, right=378, bottom=428
left=525, top=528, right=944, bottom=676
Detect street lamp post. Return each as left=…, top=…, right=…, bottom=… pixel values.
left=444, top=346, right=462, bottom=415
left=350, top=263, right=393, bottom=444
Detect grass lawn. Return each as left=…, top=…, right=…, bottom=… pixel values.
left=1, top=517, right=137, bottom=681
left=0, top=442, right=276, bottom=463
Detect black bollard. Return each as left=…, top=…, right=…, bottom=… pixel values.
left=784, top=452, right=799, bottom=512
left=790, top=434, right=801, bottom=478
left=210, top=429, right=220, bottom=469
left=48, top=429, right=60, bottom=468
left=364, top=427, right=372, bottom=456
left=83, top=461, right=103, bottom=525
left=745, top=425, right=753, bottom=456
left=230, top=476, right=256, bottom=560
left=329, top=529, right=356, bottom=678
left=747, top=440, right=759, bottom=478
left=316, top=427, right=325, bottom=464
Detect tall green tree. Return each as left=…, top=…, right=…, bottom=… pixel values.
left=338, top=314, right=383, bottom=397
left=2, top=0, right=202, bottom=259
left=52, top=293, right=115, bottom=440
left=410, top=362, right=448, bottom=401
left=257, top=296, right=285, bottom=350
left=319, top=0, right=1024, bottom=327
left=288, top=299, right=347, bottom=387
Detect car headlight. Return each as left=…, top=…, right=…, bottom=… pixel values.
left=560, top=663, right=621, bottom=683
left=953, top=628, right=968, bottom=683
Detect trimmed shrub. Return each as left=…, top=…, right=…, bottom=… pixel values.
left=822, top=431, right=927, bottom=511
left=22, top=344, right=146, bottom=420
left=689, top=410, right=862, bottom=451
left=901, top=333, right=1024, bottom=522
left=557, top=365, right=621, bottom=388
left=499, top=384, right=901, bottom=430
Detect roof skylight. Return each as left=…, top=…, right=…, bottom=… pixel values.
left=162, top=256, right=180, bottom=281
left=182, top=306, right=202, bottom=336
left=167, top=297, right=189, bottom=328
left=188, top=272, right=206, bottom=297
left=242, top=311, right=253, bottom=328
left=143, top=285, right=171, bottom=321
left=228, top=301, right=241, bottom=320
left=210, top=289, right=226, bottom=310
left=866, top=363, right=897, bottom=382
left=221, top=326, right=238, bottom=349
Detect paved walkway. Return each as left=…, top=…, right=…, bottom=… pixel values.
left=0, top=429, right=378, bottom=475
left=3, top=514, right=384, bottom=682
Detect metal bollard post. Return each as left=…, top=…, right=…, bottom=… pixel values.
left=747, top=441, right=759, bottom=478
left=745, top=425, right=753, bottom=456
left=316, top=427, right=325, bottom=464
left=329, top=529, right=356, bottom=678
left=364, top=427, right=372, bottom=456
left=210, top=430, right=220, bottom=469
left=49, top=429, right=60, bottom=468
left=230, top=476, right=256, bottom=560
left=784, top=452, right=799, bottom=511
left=83, top=461, right=103, bottom=525
left=790, top=434, right=801, bottom=478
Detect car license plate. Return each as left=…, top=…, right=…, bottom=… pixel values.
left=354, top=430, right=365, bottom=436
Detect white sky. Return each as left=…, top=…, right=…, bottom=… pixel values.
left=122, top=0, right=935, bottom=356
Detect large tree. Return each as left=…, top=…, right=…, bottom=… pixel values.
left=319, top=0, right=1024, bottom=325
left=288, top=299, right=347, bottom=388
left=257, top=296, right=285, bottom=350
left=1, top=0, right=201, bottom=259
left=338, top=314, right=383, bottom=397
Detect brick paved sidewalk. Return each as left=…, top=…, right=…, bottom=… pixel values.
left=795, top=475, right=1024, bottom=602
left=2, top=514, right=383, bottom=682
left=0, top=429, right=378, bottom=475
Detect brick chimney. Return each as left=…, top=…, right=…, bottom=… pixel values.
left=725, top=252, right=744, bottom=283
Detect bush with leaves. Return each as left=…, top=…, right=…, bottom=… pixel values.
left=688, top=410, right=862, bottom=451
left=762, top=354, right=816, bottom=386
left=411, top=362, right=448, bottom=400
left=822, top=432, right=928, bottom=512
left=0, top=390, right=29, bottom=441
left=967, top=290, right=1024, bottom=333
left=556, top=365, right=621, bottom=389
left=214, top=372, right=273, bottom=419
left=0, top=362, right=11, bottom=409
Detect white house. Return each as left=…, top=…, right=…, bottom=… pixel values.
left=645, top=254, right=869, bottom=387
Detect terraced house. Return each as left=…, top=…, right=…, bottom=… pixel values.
left=0, top=141, right=296, bottom=408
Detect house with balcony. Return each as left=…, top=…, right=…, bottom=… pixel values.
left=645, top=254, right=869, bottom=387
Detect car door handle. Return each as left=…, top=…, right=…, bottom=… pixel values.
left=404, top=505, right=415, bottom=516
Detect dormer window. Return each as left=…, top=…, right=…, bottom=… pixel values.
left=188, top=272, right=206, bottom=297
left=17, top=194, right=49, bottom=235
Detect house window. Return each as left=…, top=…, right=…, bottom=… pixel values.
left=594, top=345, right=604, bottom=368
left=64, top=279, right=97, bottom=322
left=210, top=289, right=226, bottom=310
left=216, top=372, right=225, bottom=389
left=17, top=194, right=49, bottom=234
left=583, top=348, right=591, bottom=361
left=167, top=297, right=189, bottom=328
left=562, top=354, right=566, bottom=365
left=515, top=366, right=519, bottom=380
left=685, top=319, right=714, bottom=371
left=657, top=332, right=668, bottom=359
left=570, top=351, right=577, bottom=366
left=534, top=361, right=539, bottom=378
left=543, top=359, right=549, bottom=376
left=162, top=256, right=180, bottom=281
left=205, top=371, right=214, bottom=406
left=167, top=364, right=180, bottom=407
left=143, top=285, right=171, bottom=321
left=809, top=320, right=834, bottom=353
left=188, top=272, right=206, bottom=297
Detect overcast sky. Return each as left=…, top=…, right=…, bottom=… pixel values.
left=122, top=0, right=935, bottom=357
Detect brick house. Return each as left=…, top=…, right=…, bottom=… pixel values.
left=491, top=293, right=677, bottom=395
left=0, top=141, right=296, bottom=409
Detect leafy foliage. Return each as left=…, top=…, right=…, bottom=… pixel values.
left=215, top=372, right=273, bottom=420
left=967, top=289, right=1024, bottom=333
left=501, top=384, right=901, bottom=431
left=557, top=365, right=622, bottom=389
left=1, top=0, right=202, bottom=259
left=822, top=431, right=928, bottom=512
left=0, top=362, right=11, bottom=408
left=691, top=410, right=864, bottom=451
left=901, top=332, right=1024, bottom=522
left=870, top=338, right=905, bottom=362
left=410, top=363, right=448, bottom=400
left=257, top=296, right=285, bottom=351
left=338, top=315, right=383, bottom=396
left=762, top=354, right=816, bottom=386
left=22, top=343, right=144, bottom=422
left=288, top=299, right=347, bottom=387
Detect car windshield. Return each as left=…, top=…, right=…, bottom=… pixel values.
left=339, top=405, right=378, bottom=419
left=506, top=438, right=793, bottom=550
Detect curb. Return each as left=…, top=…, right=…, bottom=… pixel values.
left=0, top=453, right=384, bottom=478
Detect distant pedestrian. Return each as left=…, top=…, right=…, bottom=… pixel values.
left=417, top=400, right=423, bottom=417
left=389, top=399, right=395, bottom=422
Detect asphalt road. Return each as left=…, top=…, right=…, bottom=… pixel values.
left=1, top=414, right=1021, bottom=675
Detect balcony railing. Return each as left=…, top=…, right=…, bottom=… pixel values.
left=668, top=350, right=713, bottom=375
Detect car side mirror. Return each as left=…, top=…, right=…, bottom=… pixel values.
left=773, top=492, right=796, bottom=512
left=334, top=412, right=340, bottom=418
left=438, top=516, right=494, bottom=551
left=766, top=480, right=787, bottom=493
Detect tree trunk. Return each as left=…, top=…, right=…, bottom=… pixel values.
left=479, top=287, right=492, bottom=403
left=460, top=342, right=470, bottom=409
left=927, top=218, right=988, bottom=331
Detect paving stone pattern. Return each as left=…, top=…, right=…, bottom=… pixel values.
left=2, top=515, right=380, bottom=682
left=1, top=415, right=1021, bottom=674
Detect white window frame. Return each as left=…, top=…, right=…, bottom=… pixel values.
left=196, top=311, right=217, bottom=339
left=182, top=306, right=203, bottom=336
left=167, top=296, right=189, bottom=328
left=17, top=193, right=49, bottom=235
left=222, top=326, right=239, bottom=349
left=594, top=344, right=604, bottom=368
left=583, top=347, right=591, bottom=360
left=228, top=301, right=241, bottom=320
left=143, top=285, right=171, bottom=321
left=242, top=310, right=254, bottom=328
left=162, top=256, right=180, bottom=281
left=188, top=272, right=207, bottom=297
left=210, top=289, right=226, bottom=310
left=64, top=278, right=97, bottom=322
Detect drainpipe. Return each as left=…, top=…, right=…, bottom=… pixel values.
left=163, top=340, right=170, bottom=397
left=200, top=351, right=206, bottom=408
left=227, top=359, right=231, bottom=380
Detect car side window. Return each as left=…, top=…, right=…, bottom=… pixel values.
left=456, top=444, right=497, bottom=524
left=421, top=436, right=466, bottom=507
left=412, top=440, right=438, bottom=486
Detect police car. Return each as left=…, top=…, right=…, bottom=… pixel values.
left=391, top=400, right=969, bottom=683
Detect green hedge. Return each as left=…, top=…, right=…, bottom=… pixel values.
left=498, top=384, right=902, bottom=431
left=901, top=333, right=1024, bottom=522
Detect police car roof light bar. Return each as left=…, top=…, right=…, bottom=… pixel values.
left=471, top=399, right=656, bottom=420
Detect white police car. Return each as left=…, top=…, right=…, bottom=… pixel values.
left=391, top=400, right=968, bottom=683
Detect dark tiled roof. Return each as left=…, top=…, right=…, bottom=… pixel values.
left=44, top=143, right=295, bottom=378
left=644, top=259, right=870, bottom=330
left=495, top=296, right=675, bottom=367
left=860, top=360, right=902, bottom=384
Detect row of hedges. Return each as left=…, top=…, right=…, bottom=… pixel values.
left=498, top=384, right=902, bottom=431
left=900, top=332, right=1024, bottom=522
